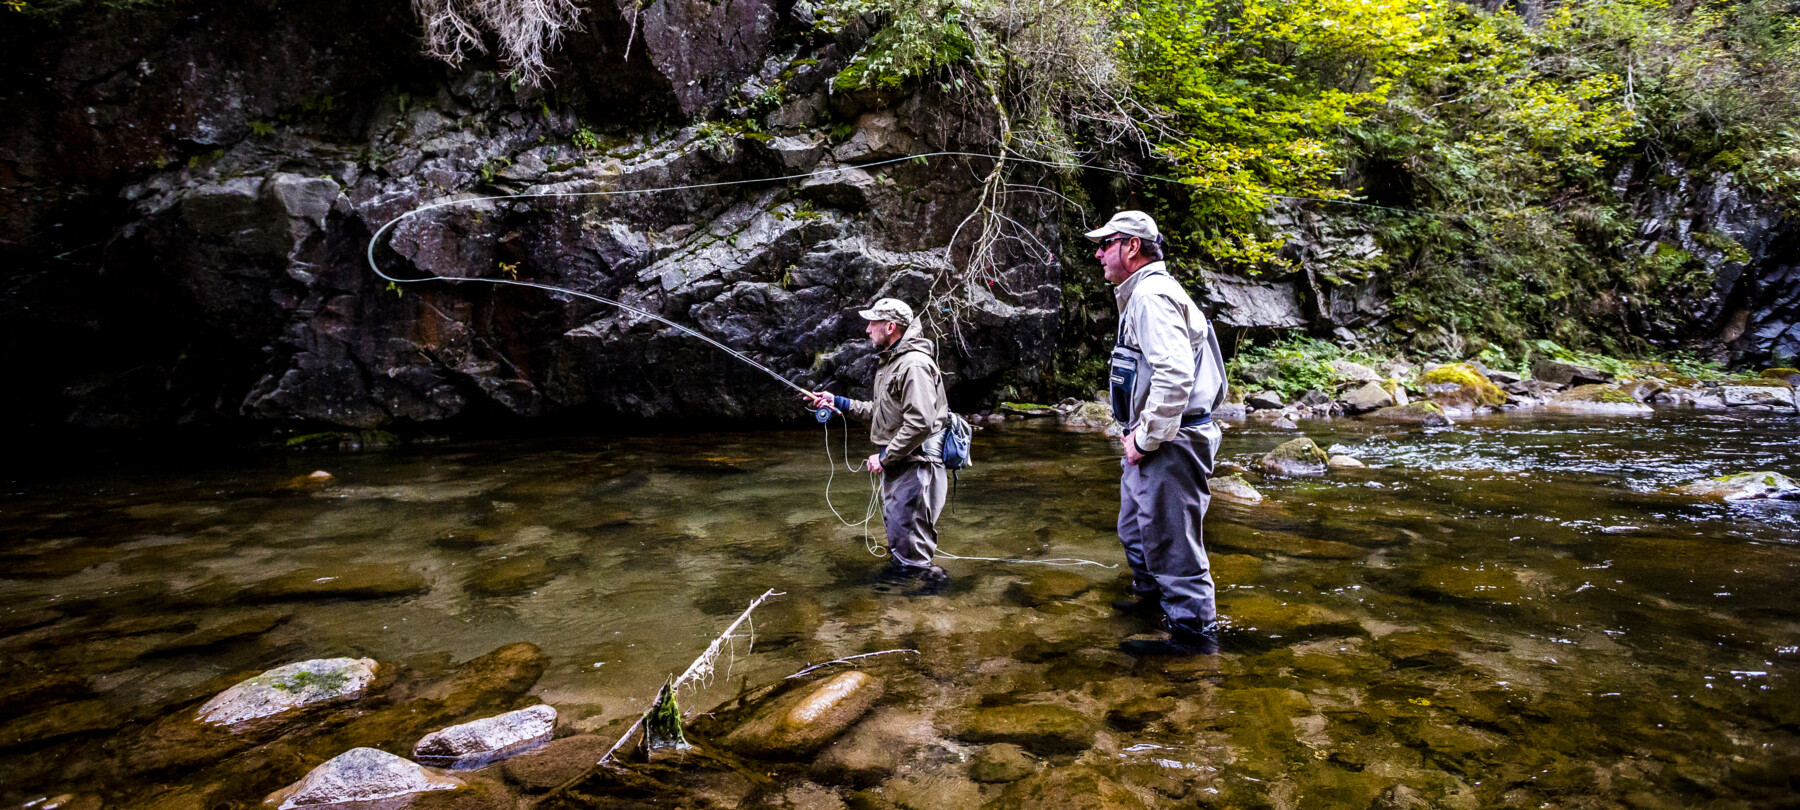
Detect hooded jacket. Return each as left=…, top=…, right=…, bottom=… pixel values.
left=843, top=321, right=950, bottom=464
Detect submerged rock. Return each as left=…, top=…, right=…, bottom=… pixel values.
left=1547, top=384, right=1654, bottom=415
left=1366, top=401, right=1451, bottom=426
left=195, top=657, right=379, bottom=726
left=991, top=766, right=1148, bottom=810
left=969, top=743, right=1038, bottom=783
left=1219, top=595, right=1362, bottom=640
left=413, top=704, right=557, bottom=769
left=1678, top=471, right=1800, bottom=501
left=1211, top=474, right=1264, bottom=504
left=1411, top=564, right=1532, bottom=605
left=947, top=704, right=1097, bottom=756
left=244, top=565, right=430, bottom=603
left=264, top=747, right=462, bottom=808
left=1328, top=455, right=1366, bottom=469
left=811, top=708, right=942, bottom=788
left=723, top=671, right=885, bottom=757
left=499, top=734, right=611, bottom=793
left=1260, top=437, right=1329, bottom=476
left=1005, top=570, right=1093, bottom=606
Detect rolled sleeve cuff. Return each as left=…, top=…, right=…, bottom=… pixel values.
left=1133, top=423, right=1168, bottom=453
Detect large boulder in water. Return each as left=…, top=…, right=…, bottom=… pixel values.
left=1547, top=384, right=1654, bottom=415
left=1260, top=437, right=1328, bottom=476
left=1679, top=472, right=1800, bottom=501
left=413, top=704, right=557, bottom=769
left=723, top=671, right=885, bottom=757
left=1340, top=381, right=1395, bottom=414
left=1417, top=363, right=1505, bottom=412
left=1532, top=358, right=1612, bottom=387
left=195, top=657, right=379, bottom=726
left=264, top=747, right=462, bottom=807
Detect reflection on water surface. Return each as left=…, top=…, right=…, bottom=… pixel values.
left=2, top=412, right=1798, bottom=807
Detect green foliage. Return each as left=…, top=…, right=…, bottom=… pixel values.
left=1226, top=336, right=1379, bottom=399
left=829, top=0, right=980, bottom=91
left=1120, top=0, right=1447, bottom=268
left=571, top=127, right=602, bottom=152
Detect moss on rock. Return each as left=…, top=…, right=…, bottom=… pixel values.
left=1260, top=437, right=1329, bottom=476
left=1366, top=401, right=1451, bottom=425
left=1418, top=363, right=1505, bottom=409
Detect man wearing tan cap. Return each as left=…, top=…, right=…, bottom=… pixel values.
left=1088, top=210, right=1228, bottom=654
left=805, top=298, right=952, bottom=587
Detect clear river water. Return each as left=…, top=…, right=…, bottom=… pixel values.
left=2, top=411, right=1797, bottom=808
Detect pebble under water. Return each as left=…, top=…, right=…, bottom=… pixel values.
left=2, top=412, right=1798, bottom=808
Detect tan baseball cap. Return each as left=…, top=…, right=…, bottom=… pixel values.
left=1084, top=210, right=1161, bottom=243
left=858, top=297, right=915, bottom=326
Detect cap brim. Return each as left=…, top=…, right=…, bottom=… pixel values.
left=1083, top=226, right=1118, bottom=242
left=856, top=309, right=881, bottom=320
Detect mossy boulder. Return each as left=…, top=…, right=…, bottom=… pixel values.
left=1211, top=474, right=1264, bottom=504
left=1366, top=401, right=1451, bottom=426
left=723, top=671, right=885, bottom=758
left=1678, top=471, right=1800, bottom=501
left=947, top=704, right=1097, bottom=756
left=1417, top=363, right=1506, bottom=410
left=1260, top=437, right=1329, bottom=476
left=1547, top=384, right=1654, bottom=415
left=1761, top=367, right=1800, bottom=386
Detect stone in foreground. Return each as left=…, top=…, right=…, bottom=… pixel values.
left=723, top=671, right=885, bottom=757
left=1260, top=437, right=1329, bottom=476
left=264, top=747, right=461, bottom=808
left=196, top=657, right=379, bottom=726
left=1679, top=472, right=1800, bottom=501
left=413, top=704, right=557, bottom=769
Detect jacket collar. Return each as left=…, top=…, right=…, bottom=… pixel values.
left=880, top=319, right=936, bottom=362
left=1114, top=261, right=1169, bottom=310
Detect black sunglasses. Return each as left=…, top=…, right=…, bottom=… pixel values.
left=1101, top=235, right=1136, bottom=249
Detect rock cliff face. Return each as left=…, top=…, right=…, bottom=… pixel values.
left=1, top=0, right=1057, bottom=432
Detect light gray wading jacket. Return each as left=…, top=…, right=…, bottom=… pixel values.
left=1113, top=261, right=1228, bottom=452
left=843, top=321, right=950, bottom=464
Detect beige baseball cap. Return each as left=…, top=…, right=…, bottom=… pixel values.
left=858, top=297, right=915, bottom=326
left=1084, top=210, right=1161, bottom=243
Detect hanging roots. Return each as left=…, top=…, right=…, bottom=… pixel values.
left=411, top=0, right=582, bottom=85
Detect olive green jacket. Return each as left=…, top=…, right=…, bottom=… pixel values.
left=843, top=322, right=950, bottom=464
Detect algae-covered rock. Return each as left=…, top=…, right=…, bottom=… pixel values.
left=724, top=671, right=885, bottom=757
left=1762, top=367, right=1800, bottom=386
left=196, top=657, right=379, bottom=726
left=969, top=742, right=1038, bottom=783
left=1418, top=363, right=1505, bottom=410
left=1105, top=696, right=1177, bottom=731
left=1678, top=471, right=1800, bottom=501
left=990, top=765, right=1148, bottom=810
left=244, top=565, right=430, bottom=603
left=413, top=704, right=557, bottom=768
left=812, top=709, right=941, bottom=788
left=1211, top=474, right=1264, bottom=504
left=1328, top=455, right=1366, bottom=469
left=264, top=747, right=462, bottom=808
left=1004, top=570, right=1093, bottom=606
left=1260, top=437, right=1329, bottom=476
left=1366, top=401, right=1451, bottom=426
left=947, top=704, right=1097, bottom=755
left=1411, top=564, right=1531, bottom=605
left=499, top=734, right=612, bottom=793
left=1214, top=530, right=1364, bottom=560
left=1721, top=382, right=1796, bottom=410
left=1057, top=398, right=1115, bottom=432
left=1547, top=384, right=1654, bottom=415
left=1219, top=594, right=1362, bottom=640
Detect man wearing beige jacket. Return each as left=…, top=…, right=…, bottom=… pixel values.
left=806, top=298, right=952, bottom=585
left=1090, top=210, right=1228, bottom=655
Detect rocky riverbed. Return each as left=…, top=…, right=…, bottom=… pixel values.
left=2, top=412, right=1798, bottom=808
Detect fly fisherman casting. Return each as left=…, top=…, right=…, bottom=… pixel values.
left=804, top=298, right=954, bottom=591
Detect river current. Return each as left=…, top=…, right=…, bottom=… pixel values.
left=2, top=412, right=1797, bottom=807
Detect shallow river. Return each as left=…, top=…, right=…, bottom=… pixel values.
left=3, top=412, right=1798, bottom=808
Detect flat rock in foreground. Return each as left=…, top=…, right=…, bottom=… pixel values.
left=196, top=657, right=379, bottom=726
left=413, top=704, right=557, bottom=769
left=264, top=747, right=461, bottom=808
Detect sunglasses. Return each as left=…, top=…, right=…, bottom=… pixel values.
left=1100, top=236, right=1136, bottom=250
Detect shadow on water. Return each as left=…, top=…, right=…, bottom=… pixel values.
left=1, top=412, right=1798, bottom=807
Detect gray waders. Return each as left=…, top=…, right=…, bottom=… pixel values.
left=883, top=458, right=947, bottom=568
left=1117, top=426, right=1217, bottom=632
